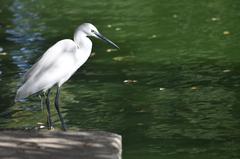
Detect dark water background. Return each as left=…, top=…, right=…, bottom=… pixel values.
left=0, top=0, right=240, bottom=158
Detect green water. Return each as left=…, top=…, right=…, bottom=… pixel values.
left=1, top=0, right=240, bottom=158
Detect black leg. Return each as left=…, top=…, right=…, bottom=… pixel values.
left=55, top=86, right=67, bottom=131
left=39, top=94, right=44, bottom=112
left=46, top=89, right=53, bottom=130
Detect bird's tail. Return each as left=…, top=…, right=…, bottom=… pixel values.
left=15, top=84, right=31, bottom=102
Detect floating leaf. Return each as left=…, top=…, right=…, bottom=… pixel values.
left=191, top=86, right=198, bottom=90
left=123, top=79, right=138, bottom=84
left=172, top=14, right=178, bottom=18
left=113, top=56, right=124, bottom=61
left=149, top=34, right=157, bottom=39
left=137, top=123, right=144, bottom=126
left=211, top=17, right=220, bottom=21
left=223, top=31, right=230, bottom=35
left=106, top=48, right=117, bottom=53
left=113, top=56, right=135, bottom=62
left=223, top=69, right=231, bottom=73
left=115, top=27, right=121, bottom=31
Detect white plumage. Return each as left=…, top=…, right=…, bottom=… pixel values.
left=15, top=23, right=119, bottom=130
left=16, top=38, right=91, bottom=99
left=16, top=23, right=116, bottom=100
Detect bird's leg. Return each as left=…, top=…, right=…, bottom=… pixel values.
left=54, top=86, right=67, bottom=131
left=46, top=89, right=54, bottom=130
left=39, top=93, right=44, bottom=112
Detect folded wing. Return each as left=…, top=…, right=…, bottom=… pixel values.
left=16, top=39, right=78, bottom=100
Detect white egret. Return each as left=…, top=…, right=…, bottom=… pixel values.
left=15, top=23, right=119, bottom=130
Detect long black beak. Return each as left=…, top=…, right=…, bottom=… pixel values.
left=94, top=32, right=119, bottom=49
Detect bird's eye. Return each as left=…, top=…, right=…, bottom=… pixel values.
left=91, top=30, right=94, bottom=33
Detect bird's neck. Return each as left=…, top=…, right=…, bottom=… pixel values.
left=74, top=31, right=91, bottom=48
left=73, top=32, right=92, bottom=68
left=73, top=31, right=92, bottom=63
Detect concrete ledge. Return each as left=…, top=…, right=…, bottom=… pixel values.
left=0, top=130, right=122, bottom=159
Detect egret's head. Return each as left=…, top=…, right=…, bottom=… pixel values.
left=76, top=23, right=119, bottom=49
left=78, top=23, right=99, bottom=37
